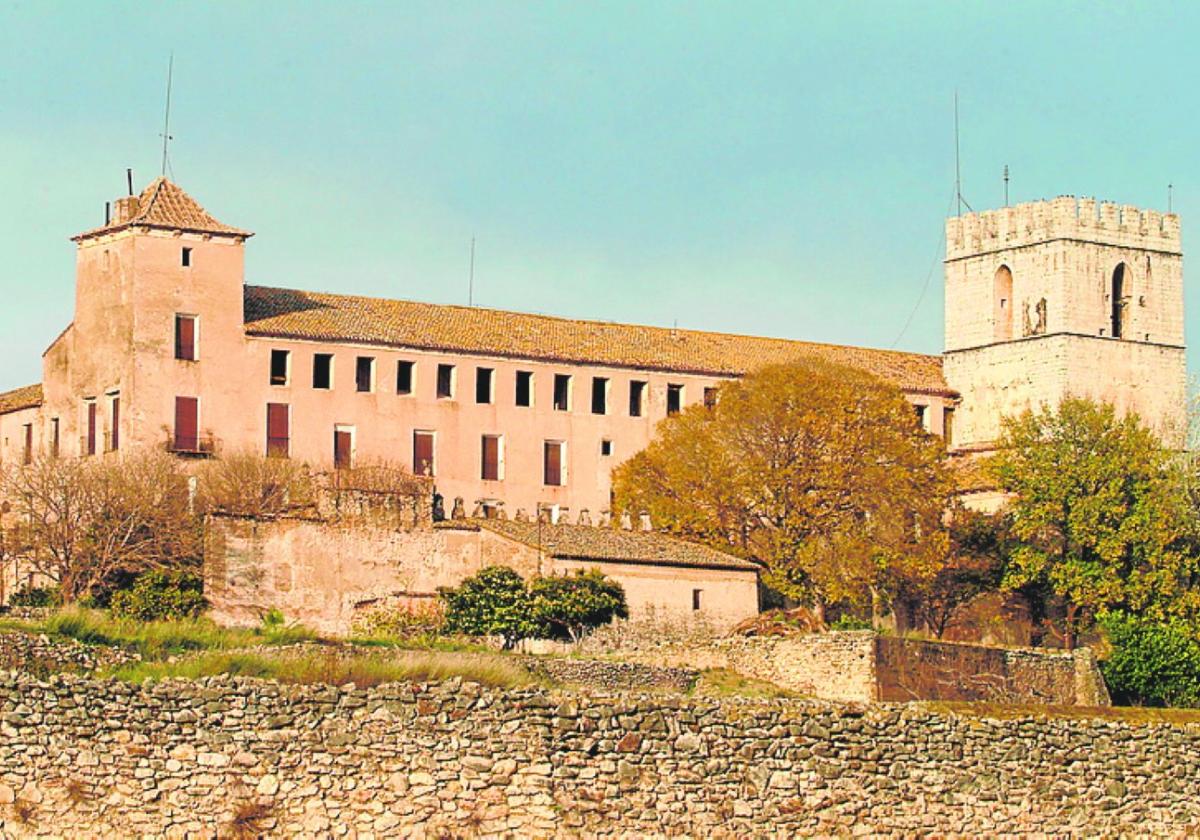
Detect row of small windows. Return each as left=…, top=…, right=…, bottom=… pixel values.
left=992, top=261, right=1137, bottom=342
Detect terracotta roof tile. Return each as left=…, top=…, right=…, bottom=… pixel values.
left=244, top=286, right=951, bottom=394
left=0, top=384, right=43, bottom=416
left=458, top=519, right=761, bottom=572
left=74, top=178, right=250, bottom=241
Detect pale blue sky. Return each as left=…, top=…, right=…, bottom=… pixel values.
left=1, top=2, right=1195, bottom=391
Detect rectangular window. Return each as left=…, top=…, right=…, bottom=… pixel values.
left=356, top=356, right=375, bottom=393
left=553, top=374, right=572, bottom=412
left=476, top=367, right=495, bottom=404
left=703, top=387, right=719, bottom=410
left=50, top=418, right=60, bottom=459
left=85, top=400, right=97, bottom=456
left=667, top=383, right=684, bottom=416
left=436, top=364, right=456, bottom=399
left=22, top=424, right=32, bottom=466
left=944, top=407, right=955, bottom=446
left=181, top=246, right=192, bottom=267
left=108, top=394, right=120, bottom=452
left=544, top=440, right=566, bottom=486
left=413, top=430, right=435, bottom=477
left=914, top=404, right=928, bottom=431
left=515, top=370, right=533, bottom=407
left=591, top=377, right=609, bottom=415
left=396, top=360, right=415, bottom=395
left=334, top=426, right=354, bottom=470
left=174, top=314, right=197, bottom=361
left=270, top=349, right=290, bottom=386
left=313, top=353, right=334, bottom=389
left=600, top=439, right=613, bottom=457
left=481, top=434, right=503, bottom=481
left=692, top=589, right=703, bottom=611
left=629, top=380, right=647, bottom=417
left=174, top=396, right=199, bottom=453
left=266, top=403, right=290, bottom=457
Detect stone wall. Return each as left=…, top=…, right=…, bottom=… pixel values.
left=0, top=631, right=138, bottom=676
left=0, top=673, right=1196, bottom=838
left=517, top=657, right=698, bottom=694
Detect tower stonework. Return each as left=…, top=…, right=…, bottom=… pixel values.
left=943, top=197, right=1186, bottom=450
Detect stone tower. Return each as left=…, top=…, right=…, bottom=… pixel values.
left=942, top=197, right=1186, bottom=450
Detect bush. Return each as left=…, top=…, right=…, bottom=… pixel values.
left=351, top=601, right=446, bottom=640
left=8, top=584, right=61, bottom=608
left=110, top=571, right=207, bottom=622
left=1099, top=611, right=1200, bottom=707
left=440, top=567, right=536, bottom=649
left=829, top=614, right=874, bottom=631
left=530, top=569, right=628, bottom=643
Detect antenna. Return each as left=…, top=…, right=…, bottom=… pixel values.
left=1003, top=165, right=1010, bottom=207
left=468, top=236, right=476, bottom=307
left=953, top=91, right=973, bottom=215
left=159, top=53, right=174, bottom=177
left=1168, top=183, right=1174, bottom=214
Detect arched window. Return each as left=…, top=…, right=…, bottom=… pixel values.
left=993, top=265, right=1013, bottom=341
left=1111, top=263, right=1127, bottom=339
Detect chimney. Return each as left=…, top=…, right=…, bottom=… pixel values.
left=111, top=195, right=141, bottom=226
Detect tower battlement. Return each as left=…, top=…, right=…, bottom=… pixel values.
left=946, top=197, right=1180, bottom=260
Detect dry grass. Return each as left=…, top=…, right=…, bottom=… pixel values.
left=11, top=798, right=35, bottom=824
left=63, top=778, right=91, bottom=805
left=919, top=700, right=1200, bottom=725
left=691, top=668, right=796, bottom=699
left=226, top=799, right=274, bottom=840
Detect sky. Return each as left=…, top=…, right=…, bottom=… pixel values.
left=0, top=1, right=1196, bottom=391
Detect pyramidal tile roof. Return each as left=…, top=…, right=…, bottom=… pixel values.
left=74, top=178, right=251, bottom=241
left=0, top=383, right=43, bottom=416
left=244, top=286, right=951, bottom=394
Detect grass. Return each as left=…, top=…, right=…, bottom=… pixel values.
left=348, top=632, right=494, bottom=654
left=690, top=668, right=797, bottom=699
left=919, top=700, right=1200, bottom=725
left=226, top=800, right=275, bottom=840
left=104, top=648, right=539, bottom=689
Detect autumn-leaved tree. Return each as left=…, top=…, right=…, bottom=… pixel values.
left=990, top=398, right=1199, bottom=648
left=613, top=359, right=952, bottom=621
left=910, top=506, right=1007, bottom=638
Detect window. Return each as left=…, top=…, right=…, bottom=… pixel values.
left=413, top=430, right=435, bottom=477
left=944, top=407, right=955, bottom=447
left=437, top=364, right=456, bottom=399
left=270, top=349, right=290, bottom=386
left=174, top=397, right=199, bottom=453
left=914, top=404, right=928, bottom=431
left=600, top=439, right=613, bottom=457
left=692, top=589, right=703, bottom=611
left=313, top=353, right=334, bottom=389
left=629, top=380, right=647, bottom=417
left=181, top=247, right=192, bottom=267
left=481, top=434, right=503, bottom=481
left=544, top=440, right=566, bottom=486
left=334, top=426, right=355, bottom=470
left=476, top=368, right=495, bottom=404
left=591, top=377, right=609, bottom=415
left=396, top=360, right=414, bottom=395
left=703, top=387, right=719, bottom=410
left=356, top=356, right=375, bottom=393
left=266, top=403, right=290, bottom=457
left=50, top=418, right=60, bottom=459
left=993, top=265, right=1013, bottom=341
left=174, top=314, right=197, bottom=361
left=84, top=400, right=97, bottom=456
left=667, top=384, right=684, bottom=416
left=553, top=374, right=572, bottom=412
left=108, top=393, right=120, bottom=452
left=515, top=370, right=533, bottom=407
left=21, top=424, right=32, bottom=466
left=1111, top=263, right=1128, bottom=339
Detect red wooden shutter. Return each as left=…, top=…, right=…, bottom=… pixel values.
left=544, top=441, right=561, bottom=486
left=266, top=403, right=289, bottom=457
left=413, top=432, right=434, bottom=477
left=176, top=316, right=196, bottom=361
left=481, top=436, right=499, bottom=481
left=334, top=430, right=352, bottom=469
left=110, top=397, right=120, bottom=451
left=175, top=397, right=199, bottom=451
left=22, top=424, right=32, bottom=465
left=87, top=402, right=97, bottom=455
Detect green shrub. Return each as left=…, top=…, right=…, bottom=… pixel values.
left=530, top=569, right=628, bottom=643
left=440, top=567, right=536, bottom=649
left=8, top=584, right=61, bottom=608
left=1099, top=611, right=1200, bottom=708
left=110, top=571, right=206, bottom=622
left=829, top=614, right=874, bottom=632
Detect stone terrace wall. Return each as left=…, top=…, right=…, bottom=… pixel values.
left=1, top=674, right=1191, bottom=838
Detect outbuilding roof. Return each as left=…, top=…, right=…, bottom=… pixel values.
left=0, top=383, right=43, bottom=416
left=73, top=178, right=251, bottom=241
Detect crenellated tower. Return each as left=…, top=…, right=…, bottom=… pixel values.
left=943, top=196, right=1186, bottom=449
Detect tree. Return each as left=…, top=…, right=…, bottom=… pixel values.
left=990, top=398, right=1198, bottom=649
left=613, top=359, right=952, bottom=621
left=530, top=569, right=629, bottom=643
left=911, top=506, right=1007, bottom=638
left=440, top=566, right=536, bottom=649
left=1098, top=611, right=1200, bottom=707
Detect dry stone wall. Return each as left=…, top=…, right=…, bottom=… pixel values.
left=0, top=673, right=1196, bottom=838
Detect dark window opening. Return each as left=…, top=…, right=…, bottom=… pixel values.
left=600, top=439, right=613, bottom=457
left=313, top=354, right=333, bottom=389
left=667, top=384, right=684, bottom=416
left=481, top=435, right=501, bottom=481
left=267, top=403, right=290, bottom=457
left=173, top=397, right=199, bottom=453
left=629, top=380, right=647, bottom=417
left=355, top=356, right=375, bottom=393
left=270, top=349, right=290, bottom=386
left=692, top=589, right=703, bottom=611
left=476, top=368, right=494, bottom=404
left=174, top=315, right=197, bottom=361
left=437, top=364, right=455, bottom=399
left=22, top=424, right=32, bottom=466
left=181, top=247, right=192, bottom=267
left=396, top=360, right=414, bottom=395
left=85, top=401, right=97, bottom=456
left=51, top=418, right=60, bottom=459
left=109, top=396, right=120, bottom=452
left=544, top=441, right=565, bottom=486
left=1111, top=263, right=1127, bottom=339
left=914, top=404, right=927, bottom=429
left=553, top=374, right=571, bottom=411
left=703, top=387, right=718, bottom=409
left=591, top=377, right=609, bottom=415
left=413, top=431, right=435, bottom=477
left=515, top=370, right=533, bottom=407
left=334, top=429, right=353, bottom=470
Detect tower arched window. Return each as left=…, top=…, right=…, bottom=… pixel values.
left=1111, top=263, right=1128, bottom=339
left=993, top=265, right=1013, bottom=341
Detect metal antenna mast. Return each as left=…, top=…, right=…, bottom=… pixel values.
left=1003, top=165, right=1010, bottom=207
left=1169, top=183, right=1174, bottom=214
left=160, top=53, right=175, bottom=177
left=953, top=91, right=973, bottom=215
left=468, top=236, right=476, bottom=307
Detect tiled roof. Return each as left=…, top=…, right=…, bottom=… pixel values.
left=0, top=384, right=43, bottom=416
left=463, top=519, right=761, bottom=572
left=244, top=286, right=951, bottom=393
left=74, top=178, right=251, bottom=241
